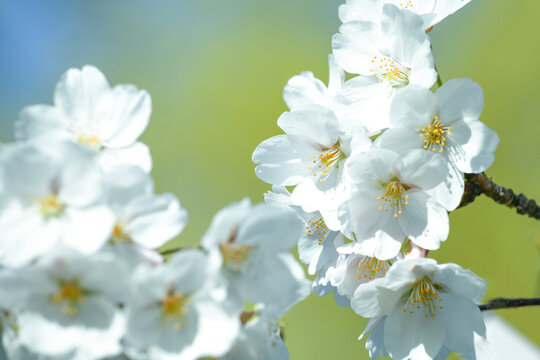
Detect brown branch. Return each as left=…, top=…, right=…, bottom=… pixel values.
left=457, top=173, right=540, bottom=220
left=479, top=297, right=540, bottom=311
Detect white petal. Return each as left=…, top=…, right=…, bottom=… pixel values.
left=436, top=78, right=484, bottom=122
left=431, top=263, right=487, bottom=303
left=384, top=303, right=446, bottom=360
left=441, top=292, right=486, bottom=359
left=407, top=198, right=449, bottom=251
left=351, top=279, right=402, bottom=318
left=375, top=127, right=423, bottom=153
left=236, top=203, right=302, bottom=252
left=253, top=135, right=317, bottom=186
left=389, top=86, right=437, bottom=128
left=332, top=21, right=381, bottom=75
left=396, top=149, right=447, bottom=190
left=277, top=105, right=341, bottom=146
left=126, top=193, right=188, bottom=249
left=53, top=65, right=110, bottom=122
left=449, top=119, right=499, bottom=173
left=426, top=160, right=464, bottom=211
left=97, top=85, right=151, bottom=148
left=98, top=142, right=153, bottom=173
left=15, top=105, right=72, bottom=142
left=283, top=71, right=328, bottom=109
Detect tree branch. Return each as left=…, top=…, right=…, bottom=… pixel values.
left=479, top=297, right=540, bottom=311
left=457, top=173, right=540, bottom=220
left=158, top=245, right=201, bottom=256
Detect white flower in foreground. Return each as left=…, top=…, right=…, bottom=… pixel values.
left=353, top=258, right=486, bottom=360
left=339, top=0, right=473, bottom=29
left=103, top=165, right=188, bottom=250
left=125, top=249, right=239, bottom=360
left=15, top=65, right=152, bottom=172
left=376, top=79, right=499, bottom=210
left=333, top=4, right=436, bottom=89
left=0, top=142, right=114, bottom=266
left=0, top=248, right=127, bottom=358
left=338, top=148, right=449, bottom=259
left=201, top=199, right=310, bottom=319
left=253, top=104, right=370, bottom=226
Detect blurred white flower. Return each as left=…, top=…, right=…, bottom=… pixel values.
left=15, top=65, right=152, bottom=172
left=125, top=249, right=239, bottom=360
left=201, top=199, right=310, bottom=319
left=103, top=165, right=188, bottom=250
left=0, top=248, right=127, bottom=358
left=0, top=142, right=114, bottom=266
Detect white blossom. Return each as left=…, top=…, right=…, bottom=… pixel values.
left=15, top=65, right=152, bottom=172
left=125, top=249, right=239, bottom=360
left=0, top=142, right=114, bottom=266
left=339, top=0, right=473, bottom=29
left=201, top=199, right=310, bottom=319
left=338, top=148, right=449, bottom=259
left=353, top=257, right=487, bottom=360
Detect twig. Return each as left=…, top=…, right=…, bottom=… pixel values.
left=479, top=297, right=540, bottom=311
left=457, top=173, right=540, bottom=220
left=159, top=245, right=201, bottom=256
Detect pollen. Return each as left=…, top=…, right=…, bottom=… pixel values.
left=161, top=290, right=190, bottom=331
left=419, top=116, right=452, bottom=153
left=402, top=278, right=443, bottom=318
left=109, top=222, right=132, bottom=243
left=51, top=281, right=85, bottom=316
left=369, top=56, right=411, bottom=88
left=399, top=1, right=413, bottom=9
left=377, top=178, right=410, bottom=218
left=37, top=193, right=66, bottom=219
left=307, top=143, right=345, bottom=183
left=356, top=256, right=390, bottom=281
left=220, top=242, right=252, bottom=272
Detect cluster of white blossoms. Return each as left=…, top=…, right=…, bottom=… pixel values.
left=0, top=1, right=505, bottom=359
left=254, top=0, right=500, bottom=359
left=0, top=66, right=311, bottom=359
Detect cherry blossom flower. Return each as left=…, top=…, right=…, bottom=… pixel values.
left=15, top=65, right=152, bottom=172
left=0, top=142, right=114, bottom=266
left=352, top=257, right=487, bottom=360
left=125, top=249, right=239, bottom=360
left=338, top=148, right=449, bottom=259
left=201, top=199, right=310, bottom=319
left=339, top=0, right=473, bottom=29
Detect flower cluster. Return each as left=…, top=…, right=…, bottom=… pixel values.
left=0, top=66, right=310, bottom=359
left=253, top=1, right=498, bottom=359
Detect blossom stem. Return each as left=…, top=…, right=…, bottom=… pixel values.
left=479, top=297, right=540, bottom=311
left=457, top=173, right=540, bottom=220
left=158, top=245, right=201, bottom=256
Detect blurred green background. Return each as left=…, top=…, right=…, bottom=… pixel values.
left=1, top=0, right=539, bottom=358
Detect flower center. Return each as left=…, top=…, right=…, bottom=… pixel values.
left=51, top=281, right=85, bottom=316
left=370, top=56, right=411, bottom=88
left=377, top=178, right=410, bottom=218
left=305, top=216, right=328, bottom=246
left=37, top=194, right=66, bottom=218
left=402, top=278, right=443, bottom=318
left=308, top=144, right=345, bottom=183
left=419, top=116, right=452, bottom=153
left=109, top=222, right=132, bottom=243
left=220, top=242, right=252, bottom=272
left=356, top=256, right=390, bottom=281
left=76, top=134, right=103, bottom=153
left=161, top=290, right=190, bottom=331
